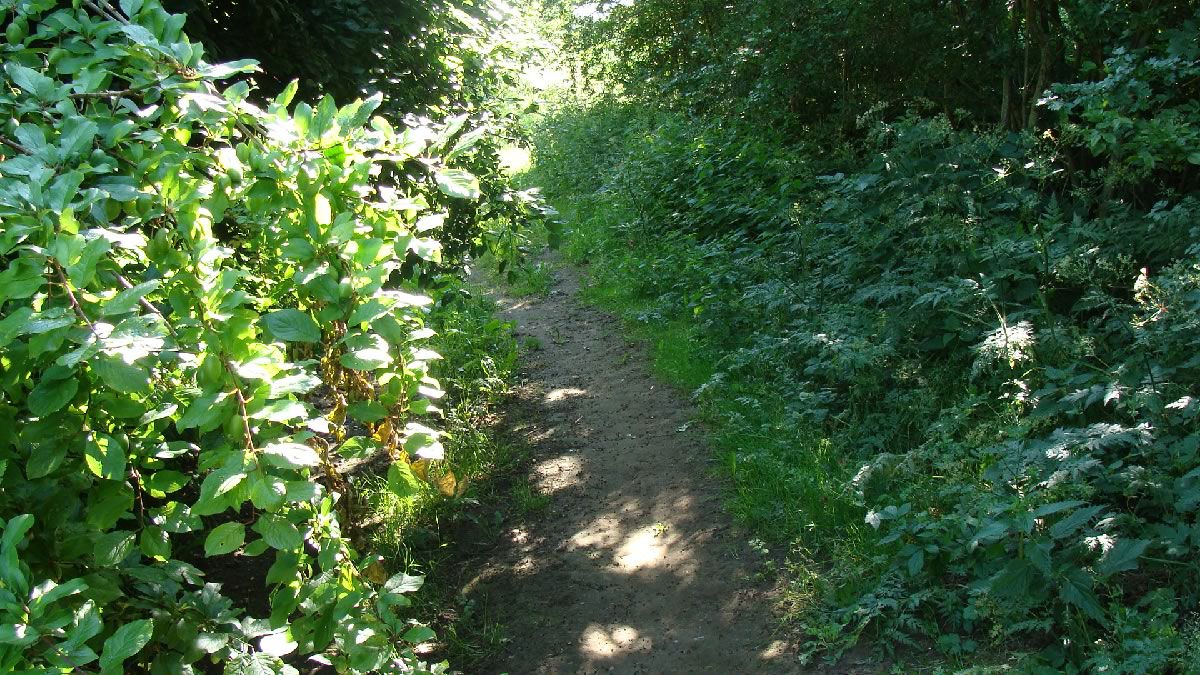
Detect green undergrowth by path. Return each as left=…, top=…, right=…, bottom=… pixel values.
left=574, top=268, right=861, bottom=547
left=523, top=97, right=1200, bottom=671
left=353, top=276, right=548, bottom=669
left=552, top=200, right=893, bottom=664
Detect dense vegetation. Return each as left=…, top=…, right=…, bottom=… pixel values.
left=0, top=0, right=542, bottom=672
left=531, top=0, right=1200, bottom=670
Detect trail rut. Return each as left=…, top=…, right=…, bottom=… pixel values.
left=461, top=262, right=798, bottom=674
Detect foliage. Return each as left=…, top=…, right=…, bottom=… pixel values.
left=165, top=0, right=527, bottom=118
left=0, top=0, right=539, bottom=671
left=529, top=1, right=1200, bottom=669
left=559, top=0, right=1200, bottom=135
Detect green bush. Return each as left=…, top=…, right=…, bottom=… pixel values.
left=0, top=0, right=536, bottom=671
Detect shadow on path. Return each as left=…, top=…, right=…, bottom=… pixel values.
left=461, top=262, right=809, bottom=674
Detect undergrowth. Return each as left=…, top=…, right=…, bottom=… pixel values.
left=352, top=278, right=538, bottom=669
left=527, top=61, right=1200, bottom=670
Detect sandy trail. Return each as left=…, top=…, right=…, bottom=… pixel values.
left=460, top=261, right=798, bottom=674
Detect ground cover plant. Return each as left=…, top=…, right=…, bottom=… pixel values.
left=528, top=1, right=1200, bottom=670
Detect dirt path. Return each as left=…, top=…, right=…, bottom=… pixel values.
left=461, top=262, right=798, bottom=674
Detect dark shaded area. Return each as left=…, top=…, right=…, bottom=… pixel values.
left=563, top=0, right=1200, bottom=136
left=165, top=0, right=492, bottom=113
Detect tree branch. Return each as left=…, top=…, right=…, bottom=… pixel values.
left=0, top=134, right=32, bottom=156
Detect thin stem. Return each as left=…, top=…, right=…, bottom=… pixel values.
left=82, top=0, right=126, bottom=25
left=113, top=271, right=177, bottom=336
left=222, top=358, right=257, bottom=451
left=0, top=134, right=32, bottom=156
left=69, top=83, right=156, bottom=100
left=51, top=260, right=98, bottom=336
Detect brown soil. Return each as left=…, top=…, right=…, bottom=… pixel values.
left=459, top=261, right=811, bottom=674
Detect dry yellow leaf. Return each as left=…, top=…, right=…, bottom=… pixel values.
left=411, top=459, right=431, bottom=482
left=363, top=559, right=389, bottom=584
left=373, top=419, right=394, bottom=444
left=436, top=470, right=457, bottom=497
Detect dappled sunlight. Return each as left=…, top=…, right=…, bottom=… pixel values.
left=581, top=623, right=651, bottom=658
left=531, top=453, right=584, bottom=493
left=613, top=525, right=678, bottom=571
left=468, top=252, right=785, bottom=672
left=569, top=513, right=627, bottom=550
left=499, top=298, right=536, bottom=312
left=760, top=640, right=790, bottom=660
left=545, top=386, right=587, bottom=402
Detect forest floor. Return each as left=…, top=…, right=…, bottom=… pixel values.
left=456, top=256, right=881, bottom=673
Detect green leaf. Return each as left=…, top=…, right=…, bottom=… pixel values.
left=906, top=548, right=924, bottom=577
left=4, top=63, right=54, bottom=98
left=87, top=483, right=134, bottom=530
left=250, top=475, right=287, bottom=511
left=401, top=625, right=436, bottom=644
left=348, top=298, right=392, bottom=325
left=205, top=522, right=245, bottom=557
left=435, top=168, right=481, bottom=200
left=1, top=515, right=32, bottom=594
left=446, top=125, right=490, bottom=161
left=93, top=530, right=136, bottom=567
left=154, top=502, right=201, bottom=533
left=340, top=336, right=392, bottom=370
left=176, top=392, right=231, bottom=431
left=195, top=631, right=230, bottom=654
left=92, top=356, right=151, bottom=394
left=225, top=652, right=291, bottom=675
left=1095, top=538, right=1149, bottom=578
left=263, top=309, right=321, bottom=343
left=275, top=80, right=300, bottom=109
left=102, top=280, right=160, bottom=316
left=143, top=470, right=190, bottom=498
left=99, top=619, right=154, bottom=671
left=28, top=377, right=79, bottom=416
left=59, top=116, right=99, bottom=159
left=84, top=434, right=127, bottom=480
left=199, top=59, right=260, bottom=79
left=26, top=442, right=69, bottom=479
left=139, top=527, right=170, bottom=561
left=0, top=307, right=33, bottom=349
left=267, top=372, right=322, bottom=397
left=1058, top=567, right=1106, bottom=623
left=284, top=481, right=324, bottom=504
left=243, top=540, right=271, bottom=557
left=383, top=572, right=423, bottom=594
left=1048, top=505, right=1105, bottom=539
left=254, top=515, right=303, bottom=551
left=66, top=600, right=103, bottom=646
left=990, top=558, right=1036, bottom=599
left=387, top=461, right=422, bottom=498
left=0, top=623, right=39, bottom=647
left=347, top=400, right=388, bottom=423
left=1032, top=500, right=1085, bottom=518
left=119, top=24, right=158, bottom=47
left=261, top=442, right=321, bottom=469
left=335, top=437, right=380, bottom=460
left=249, top=399, right=309, bottom=423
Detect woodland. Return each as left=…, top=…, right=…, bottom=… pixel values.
left=1, top=0, right=1199, bottom=673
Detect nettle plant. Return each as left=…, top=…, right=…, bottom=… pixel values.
left=0, top=0, right=507, bottom=672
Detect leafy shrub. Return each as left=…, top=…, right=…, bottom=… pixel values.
left=0, top=0, right=535, bottom=671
